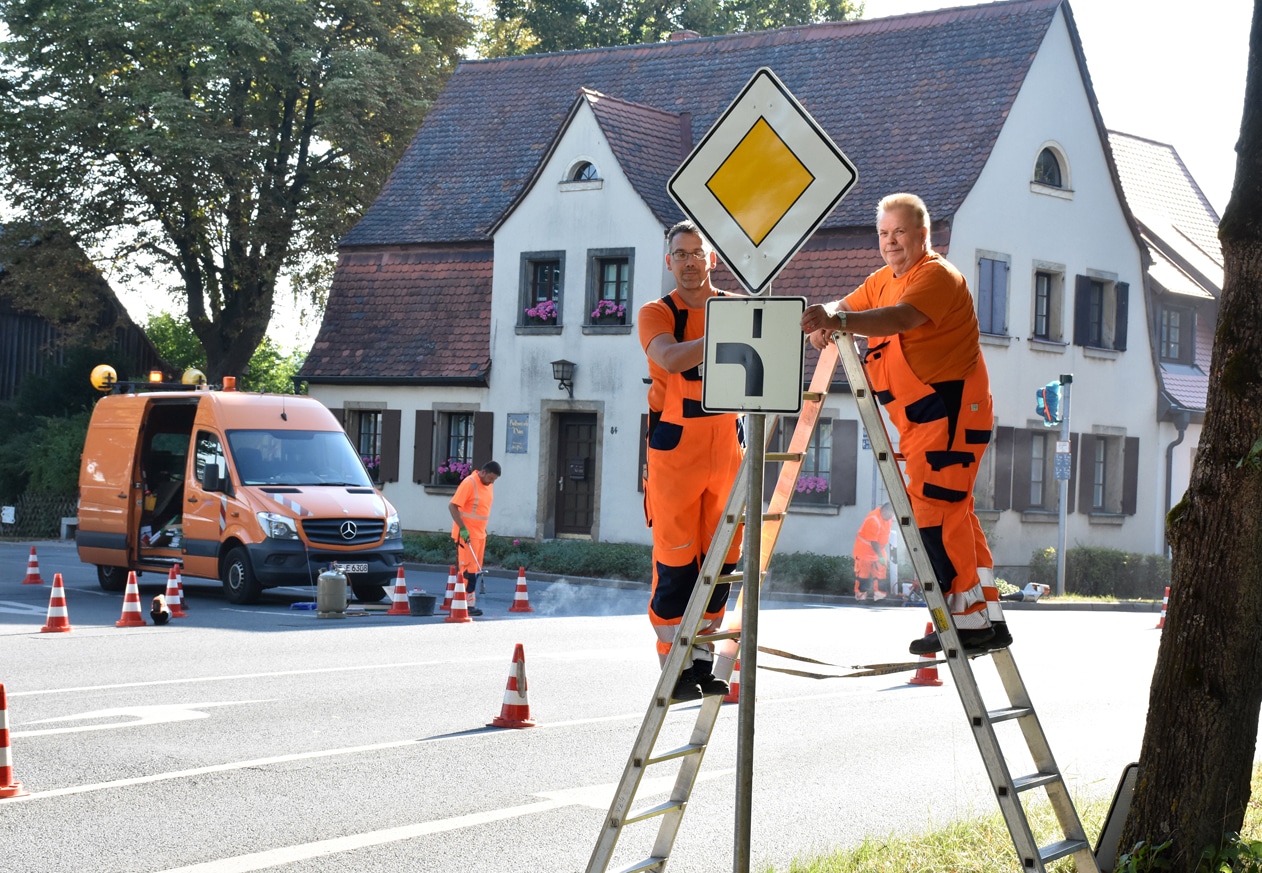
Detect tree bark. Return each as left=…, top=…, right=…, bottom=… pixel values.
left=1121, top=2, right=1262, bottom=868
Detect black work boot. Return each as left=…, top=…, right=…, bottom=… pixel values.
left=670, top=663, right=703, bottom=702
left=692, top=660, right=729, bottom=697
left=909, top=626, right=995, bottom=655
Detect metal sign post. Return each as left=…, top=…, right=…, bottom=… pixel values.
left=1056, top=374, right=1073, bottom=596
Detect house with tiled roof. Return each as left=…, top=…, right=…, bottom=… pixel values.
left=1108, top=130, right=1222, bottom=550
left=301, top=0, right=1193, bottom=574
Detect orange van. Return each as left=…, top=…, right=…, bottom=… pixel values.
left=76, top=378, right=404, bottom=603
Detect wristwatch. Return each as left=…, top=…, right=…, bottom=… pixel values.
left=837, top=309, right=848, bottom=332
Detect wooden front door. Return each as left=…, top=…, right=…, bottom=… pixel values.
left=554, top=413, right=597, bottom=536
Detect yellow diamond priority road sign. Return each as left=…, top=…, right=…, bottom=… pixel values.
left=669, top=67, right=857, bottom=295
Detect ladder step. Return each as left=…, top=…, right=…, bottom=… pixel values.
left=696, top=629, right=741, bottom=644
left=621, top=798, right=685, bottom=827
left=766, top=452, right=804, bottom=462
left=763, top=512, right=786, bottom=522
left=1011, top=771, right=1062, bottom=793
left=802, top=391, right=825, bottom=401
left=988, top=705, right=1034, bottom=723
left=645, top=742, right=705, bottom=766
left=1040, top=838, right=1092, bottom=864
left=613, top=857, right=666, bottom=873
left=717, top=572, right=743, bottom=583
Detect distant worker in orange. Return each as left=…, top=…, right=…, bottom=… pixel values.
left=448, top=460, right=501, bottom=617
left=640, top=220, right=744, bottom=702
left=853, top=503, right=895, bottom=602
left=801, top=193, right=1010, bottom=654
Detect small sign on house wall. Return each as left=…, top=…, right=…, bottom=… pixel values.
left=506, top=414, right=529, bottom=454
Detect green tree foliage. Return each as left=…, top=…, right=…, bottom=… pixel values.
left=0, top=0, right=475, bottom=381
left=144, top=311, right=305, bottom=393
left=486, top=0, right=860, bottom=55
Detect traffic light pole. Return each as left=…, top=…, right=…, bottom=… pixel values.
left=1056, top=375, right=1073, bottom=597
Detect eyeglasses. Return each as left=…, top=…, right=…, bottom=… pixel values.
left=670, top=249, right=708, bottom=262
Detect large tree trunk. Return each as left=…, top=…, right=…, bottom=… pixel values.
left=1121, top=3, right=1262, bottom=868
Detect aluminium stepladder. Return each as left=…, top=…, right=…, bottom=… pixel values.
left=831, top=330, right=1100, bottom=873
left=586, top=340, right=844, bottom=873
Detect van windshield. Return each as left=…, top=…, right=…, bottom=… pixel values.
left=227, top=430, right=375, bottom=487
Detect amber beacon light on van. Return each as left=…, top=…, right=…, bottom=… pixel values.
left=90, top=364, right=227, bottom=394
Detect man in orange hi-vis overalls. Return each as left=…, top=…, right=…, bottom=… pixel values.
left=853, top=503, right=895, bottom=601
left=448, top=461, right=501, bottom=617
left=639, top=220, right=744, bottom=703
left=802, top=193, right=1010, bottom=655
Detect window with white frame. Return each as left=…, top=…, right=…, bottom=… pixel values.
left=1030, top=431, right=1047, bottom=508
left=1159, top=303, right=1194, bottom=364
left=434, top=412, right=475, bottom=484
left=976, top=255, right=1009, bottom=336
left=354, top=411, right=382, bottom=482
left=780, top=415, right=833, bottom=503
left=1032, top=268, right=1065, bottom=342
left=520, top=252, right=563, bottom=326
left=1034, top=148, right=1063, bottom=188
left=586, top=248, right=633, bottom=326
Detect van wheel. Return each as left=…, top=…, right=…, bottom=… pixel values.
left=222, top=547, right=262, bottom=604
left=97, top=565, right=127, bottom=592
left=352, top=582, right=387, bottom=603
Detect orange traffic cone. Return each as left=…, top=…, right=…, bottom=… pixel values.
left=445, top=577, right=473, bottom=623
left=386, top=567, right=411, bottom=616
left=489, top=643, right=536, bottom=728
left=0, top=684, right=28, bottom=799
left=508, top=567, right=534, bottom=613
left=723, top=657, right=742, bottom=704
left=40, top=573, right=73, bottom=633
left=164, top=567, right=186, bottom=618
left=440, top=564, right=457, bottom=612
left=20, top=546, right=43, bottom=585
left=176, top=565, right=188, bottom=613
left=909, top=621, right=943, bottom=687
left=115, top=571, right=147, bottom=627
left=1156, top=586, right=1169, bottom=629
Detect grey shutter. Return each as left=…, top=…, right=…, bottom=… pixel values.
left=1073, top=275, right=1091, bottom=346
left=380, top=409, right=401, bottom=483
left=1122, top=436, right=1140, bottom=515
left=993, top=426, right=1014, bottom=511
left=1114, top=282, right=1129, bottom=351
left=1078, top=434, right=1096, bottom=513
left=1011, top=429, right=1033, bottom=510
left=473, top=412, right=494, bottom=469
left=996, top=260, right=1009, bottom=334
left=413, top=411, right=434, bottom=484
left=977, top=259, right=994, bottom=334
left=831, top=419, right=858, bottom=506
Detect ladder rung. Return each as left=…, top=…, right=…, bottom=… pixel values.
left=621, top=798, right=684, bottom=827
left=1010, top=771, right=1062, bottom=793
left=614, top=857, right=666, bottom=873
left=987, top=705, right=1033, bottom=723
left=802, top=391, right=824, bottom=401
left=763, top=512, right=786, bottom=522
left=696, top=629, right=740, bottom=644
left=645, top=742, right=705, bottom=766
left=766, top=452, right=804, bottom=462
left=1040, top=838, right=1091, bottom=864
left=717, top=572, right=743, bottom=583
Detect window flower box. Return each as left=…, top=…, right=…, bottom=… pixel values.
left=590, top=299, right=626, bottom=325
left=524, top=299, right=558, bottom=325
left=437, top=457, right=472, bottom=485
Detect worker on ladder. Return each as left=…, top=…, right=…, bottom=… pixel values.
left=853, top=502, right=895, bottom=601
left=639, top=220, right=744, bottom=701
left=801, top=193, right=1010, bottom=654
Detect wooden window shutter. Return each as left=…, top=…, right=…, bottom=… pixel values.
left=638, top=414, right=648, bottom=494
left=1077, top=434, right=1097, bottom=513
left=1011, top=428, right=1033, bottom=510
left=1072, top=275, right=1091, bottom=346
left=1122, top=436, right=1140, bottom=515
left=993, top=426, right=1014, bottom=511
left=472, top=412, right=494, bottom=469
left=328, top=406, right=345, bottom=428
left=379, top=409, right=401, bottom=483
left=1114, top=282, right=1129, bottom=351
left=413, top=411, right=434, bottom=484
left=831, top=419, right=858, bottom=506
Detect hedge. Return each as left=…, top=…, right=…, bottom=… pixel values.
left=1029, top=545, right=1170, bottom=599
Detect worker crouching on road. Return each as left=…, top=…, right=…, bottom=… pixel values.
left=448, top=460, right=501, bottom=617
left=640, top=220, right=744, bottom=702
left=854, top=503, right=895, bottom=602
left=801, top=194, right=1011, bottom=655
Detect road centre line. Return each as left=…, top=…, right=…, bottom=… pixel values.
left=6, top=650, right=621, bottom=697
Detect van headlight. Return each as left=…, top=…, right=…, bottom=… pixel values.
left=257, top=511, right=300, bottom=540
left=385, top=512, right=402, bottom=540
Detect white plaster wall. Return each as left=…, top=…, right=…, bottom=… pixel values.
left=950, top=5, right=1160, bottom=566
left=491, top=101, right=671, bottom=545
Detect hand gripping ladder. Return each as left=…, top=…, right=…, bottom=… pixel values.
left=586, top=342, right=843, bottom=873
left=832, top=331, right=1100, bottom=873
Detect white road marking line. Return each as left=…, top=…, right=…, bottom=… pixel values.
left=0, top=600, right=51, bottom=616
left=15, top=701, right=271, bottom=737
left=153, top=771, right=733, bottom=872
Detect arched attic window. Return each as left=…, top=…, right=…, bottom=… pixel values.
left=570, top=161, right=600, bottom=182
left=1034, top=147, right=1063, bottom=188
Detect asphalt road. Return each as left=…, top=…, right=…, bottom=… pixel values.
left=1, top=540, right=1167, bottom=872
